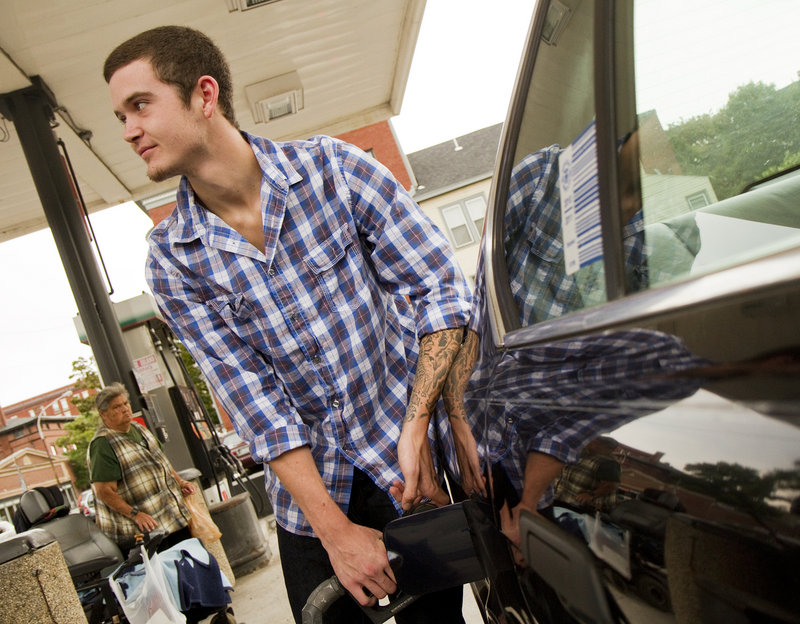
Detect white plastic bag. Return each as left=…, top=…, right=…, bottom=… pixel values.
left=109, top=546, right=186, bottom=624
left=585, top=511, right=631, bottom=580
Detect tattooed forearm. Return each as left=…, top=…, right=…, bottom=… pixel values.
left=442, top=329, right=479, bottom=421
left=405, top=328, right=465, bottom=423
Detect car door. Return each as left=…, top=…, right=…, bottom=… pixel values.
left=468, top=1, right=800, bottom=622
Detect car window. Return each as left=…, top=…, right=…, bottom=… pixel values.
left=631, top=0, right=800, bottom=287
left=503, top=5, right=603, bottom=329
left=500, top=3, right=648, bottom=330
left=496, top=0, right=800, bottom=335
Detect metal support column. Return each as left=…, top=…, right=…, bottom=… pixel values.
left=0, top=82, right=141, bottom=410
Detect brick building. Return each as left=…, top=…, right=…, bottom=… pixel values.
left=0, top=384, right=97, bottom=520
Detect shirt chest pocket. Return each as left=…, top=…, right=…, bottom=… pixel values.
left=526, top=225, right=563, bottom=265
left=206, top=293, right=262, bottom=343
left=304, top=224, right=371, bottom=313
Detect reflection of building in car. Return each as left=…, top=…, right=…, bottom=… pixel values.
left=637, top=110, right=718, bottom=222
left=551, top=435, right=687, bottom=613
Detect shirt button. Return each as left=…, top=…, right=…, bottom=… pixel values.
left=331, top=399, right=340, bottom=409
left=268, top=266, right=276, bottom=276
left=311, top=355, right=322, bottom=364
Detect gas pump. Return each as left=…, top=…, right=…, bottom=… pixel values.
left=76, top=294, right=273, bottom=575
left=73, top=293, right=240, bottom=503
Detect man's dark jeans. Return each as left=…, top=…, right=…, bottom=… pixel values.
left=277, top=468, right=465, bottom=624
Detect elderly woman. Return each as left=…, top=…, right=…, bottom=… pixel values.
left=88, top=382, right=195, bottom=552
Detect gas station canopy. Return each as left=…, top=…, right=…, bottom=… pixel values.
left=0, top=0, right=425, bottom=242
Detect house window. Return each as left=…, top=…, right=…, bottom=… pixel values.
left=440, top=195, right=487, bottom=249
left=686, top=190, right=710, bottom=210
left=465, top=196, right=486, bottom=236
left=442, top=205, right=474, bottom=247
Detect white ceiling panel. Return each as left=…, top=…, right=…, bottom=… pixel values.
left=0, top=0, right=424, bottom=241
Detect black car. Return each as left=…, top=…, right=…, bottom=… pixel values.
left=384, top=2, right=800, bottom=623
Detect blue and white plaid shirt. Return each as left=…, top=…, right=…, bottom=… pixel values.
left=503, top=145, right=647, bottom=326
left=146, top=133, right=471, bottom=535
left=470, top=328, right=704, bottom=508
left=466, top=145, right=701, bottom=508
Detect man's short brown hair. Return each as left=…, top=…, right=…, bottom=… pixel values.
left=103, top=25, right=238, bottom=128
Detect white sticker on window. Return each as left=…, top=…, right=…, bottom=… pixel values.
left=558, top=121, right=601, bottom=275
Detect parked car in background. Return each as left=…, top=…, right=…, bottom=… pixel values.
left=220, top=429, right=257, bottom=473
left=440, top=1, right=800, bottom=623
left=78, top=488, right=95, bottom=520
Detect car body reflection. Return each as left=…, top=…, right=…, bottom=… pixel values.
left=457, top=1, right=800, bottom=621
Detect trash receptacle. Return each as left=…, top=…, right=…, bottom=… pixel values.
left=0, top=528, right=88, bottom=624
left=210, top=493, right=272, bottom=577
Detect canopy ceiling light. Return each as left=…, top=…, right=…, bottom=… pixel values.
left=245, top=71, right=304, bottom=124
left=226, top=0, right=282, bottom=12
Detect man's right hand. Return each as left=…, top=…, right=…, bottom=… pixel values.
left=320, top=520, right=397, bottom=606
left=269, top=446, right=397, bottom=606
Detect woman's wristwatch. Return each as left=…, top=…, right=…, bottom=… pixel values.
left=129, top=506, right=140, bottom=519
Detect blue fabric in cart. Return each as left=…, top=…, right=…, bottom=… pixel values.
left=176, top=546, right=230, bottom=611
left=116, top=538, right=232, bottom=610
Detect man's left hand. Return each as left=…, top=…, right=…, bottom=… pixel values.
left=392, top=426, right=449, bottom=510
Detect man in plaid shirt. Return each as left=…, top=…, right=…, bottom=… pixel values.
left=104, top=26, right=470, bottom=624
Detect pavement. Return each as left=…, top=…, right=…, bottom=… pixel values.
left=225, top=516, right=486, bottom=624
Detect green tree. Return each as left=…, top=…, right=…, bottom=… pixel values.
left=667, top=79, right=800, bottom=200
left=682, top=461, right=783, bottom=517
left=762, top=460, right=800, bottom=506
left=177, top=342, right=220, bottom=425
left=761, top=151, right=800, bottom=179
left=55, top=357, right=101, bottom=490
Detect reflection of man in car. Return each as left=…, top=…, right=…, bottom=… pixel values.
left=503, top=133, right=647, bottom=326
left=446, top=322, right=705, bottom=547
left=444, top=130, right=648, bottom=501
left=444, top=130, right=708, bottom=550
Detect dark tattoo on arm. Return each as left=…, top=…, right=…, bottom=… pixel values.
left=405, top=328, right=464, bottom=423
left=442, top=329, right=479, bottom=421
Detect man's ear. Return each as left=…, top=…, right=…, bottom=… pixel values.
left=196, top=75, right=220, bottom=119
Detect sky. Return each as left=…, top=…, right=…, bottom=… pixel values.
left=0, top=1, right=533, bottom=407
left=632, top=0, right=799, bottom=128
